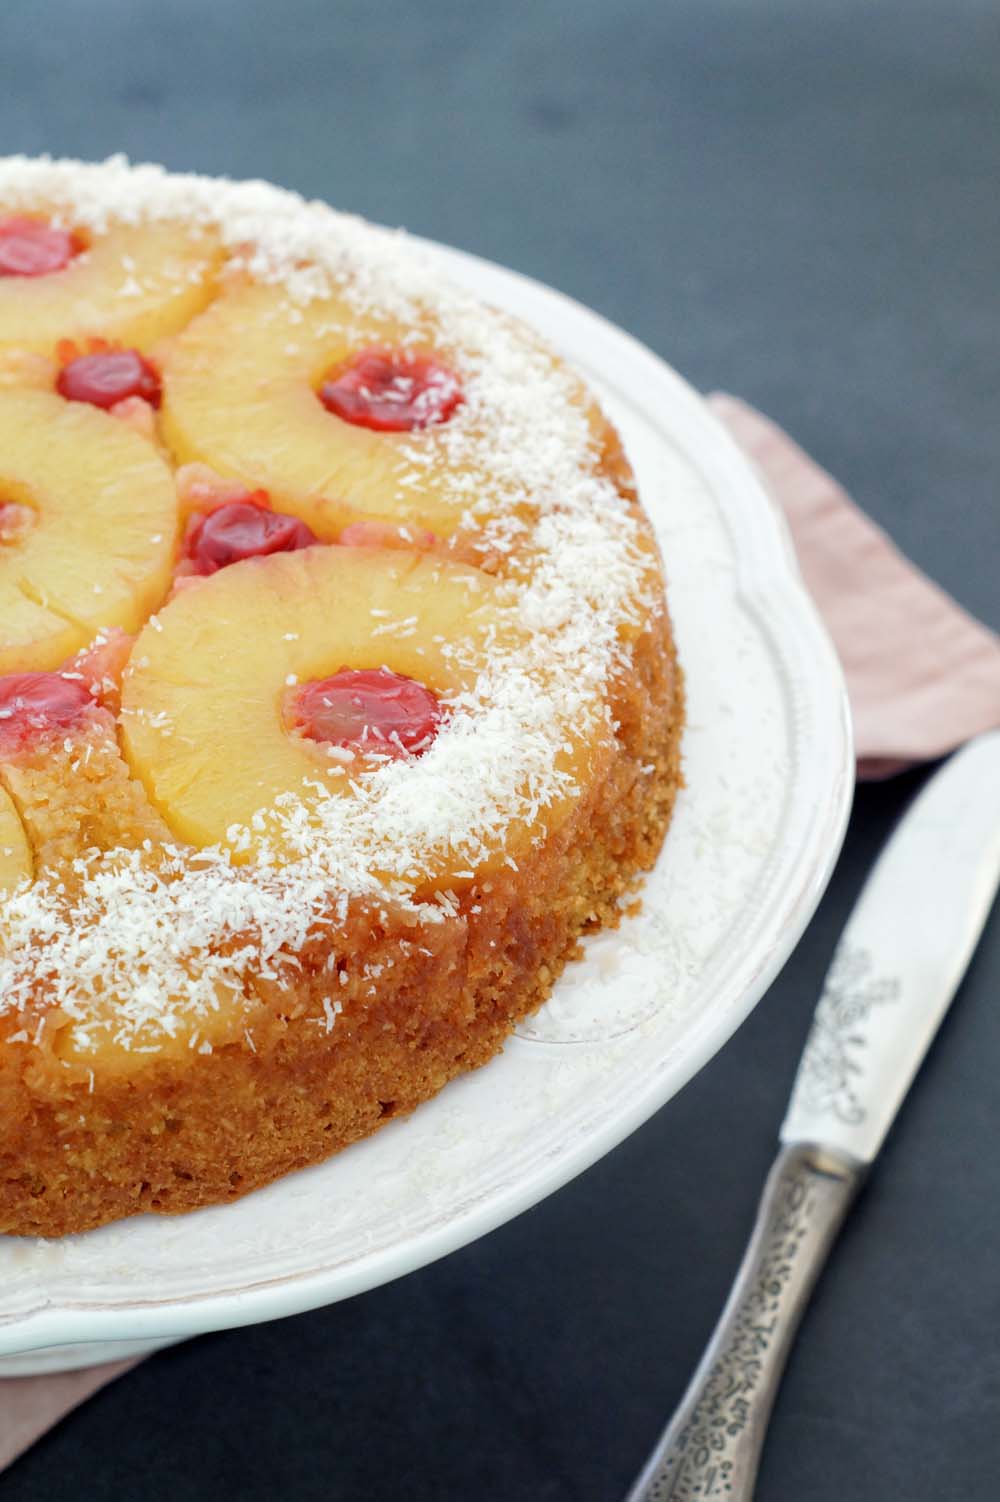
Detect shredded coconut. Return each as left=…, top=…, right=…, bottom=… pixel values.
left=0, top=155, right=659, bottom=1053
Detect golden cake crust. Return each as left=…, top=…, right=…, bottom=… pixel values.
left=0, top=159, right=684, bottom=1237
left=0, top=586, right=681, bottom=1238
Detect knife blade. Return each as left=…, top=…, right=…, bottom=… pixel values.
left=625, top=730, right=1000, bottom=1502
left=782, top=728, right=1000, bottom=1163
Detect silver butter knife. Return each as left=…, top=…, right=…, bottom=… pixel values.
left=625, top=729, right=1000, bottom=1502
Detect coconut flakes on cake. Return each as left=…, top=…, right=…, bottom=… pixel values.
left=0, top=156, right=658, bottom=1052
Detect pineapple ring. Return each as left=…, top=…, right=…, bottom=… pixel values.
left=0, top=783, right=31, bottom=893
left=0, top=214, right=219, bottom=355
left=121, top=545, right=604, bottom=885
left=160, top=280, right=481, bottom=541
left=0, top=388, right=179, bottom=671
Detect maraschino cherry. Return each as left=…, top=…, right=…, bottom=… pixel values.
left=291, top=668, right=441, bottom=757
left=0, top=217, right=79, bottom=277
left=57, top=349, right=162, bottom=410
left=187, top=499, right=317, bottom=574
left=0, top=672, right=94, bottom=749
left=319, top=349, right=462, bottom=433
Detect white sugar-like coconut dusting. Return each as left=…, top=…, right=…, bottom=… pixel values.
left=0, top=156, right=660, bottom=1051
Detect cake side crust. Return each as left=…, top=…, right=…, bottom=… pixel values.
left=0, top=155, right=687, bottom=1240
left=0, top=486, right=683, bottom=1238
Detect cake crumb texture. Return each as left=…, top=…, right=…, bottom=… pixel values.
left=0, top=158, right=684, bottom=1236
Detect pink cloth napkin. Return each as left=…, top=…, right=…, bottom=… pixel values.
left=3, top=398, right=999, bottom=1470
left=708, top=394, right=1000, bottom=778
left=0, top=1360, right=136, bottom=1469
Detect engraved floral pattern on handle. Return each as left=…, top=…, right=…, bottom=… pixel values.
left=626, top=1145, right=859, bottom=1502
left=790, top=944, right=901, bottom=1126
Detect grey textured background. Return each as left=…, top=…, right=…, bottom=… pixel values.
left=2, top=2, right=998, bottom=1498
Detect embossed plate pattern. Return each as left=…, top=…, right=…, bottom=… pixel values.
left=0, top=241, right=853, bottom=1369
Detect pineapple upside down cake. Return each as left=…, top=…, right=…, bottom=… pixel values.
left=0, top=157, right=683, bottom=1236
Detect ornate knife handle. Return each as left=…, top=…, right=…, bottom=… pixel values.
left=624, top=1143, right=862, bottom=1502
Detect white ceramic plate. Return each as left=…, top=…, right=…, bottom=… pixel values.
left=0, top=242, right=853, bottom=1374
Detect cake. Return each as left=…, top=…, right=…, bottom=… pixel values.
left=0, top=157, right=683, bottom=1237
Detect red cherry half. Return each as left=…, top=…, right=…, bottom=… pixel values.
left=57, top=349, right=162, bottom=410
left=290, top=668, right=441, bottom=757
left=0, top=217, right=80, bottom=277
left=319, top=350, right=463, bottom=432
left=187, top=500, right=318, bottom=575
left=0, top=672, right=94, bottom=749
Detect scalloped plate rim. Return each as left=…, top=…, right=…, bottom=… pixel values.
left=0, top=237, right=854, bottom=1362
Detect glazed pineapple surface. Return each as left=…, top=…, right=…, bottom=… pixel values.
left=0, top=157, right=683, bottom=1236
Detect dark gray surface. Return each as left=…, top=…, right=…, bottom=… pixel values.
left=2, top=3, right=998, bottom=1498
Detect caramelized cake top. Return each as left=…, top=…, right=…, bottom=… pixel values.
left=0, top=156, right=665, bottom=1058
